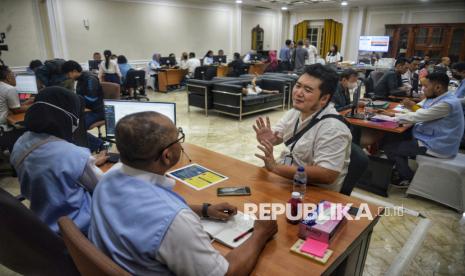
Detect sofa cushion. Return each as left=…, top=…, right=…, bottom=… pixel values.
left=242, top=94, right=266, bottom=106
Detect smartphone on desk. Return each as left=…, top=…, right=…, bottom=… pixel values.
left=217, top=186, right=251, bottom=196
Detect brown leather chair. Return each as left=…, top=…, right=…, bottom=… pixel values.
left=58, top=216, right=131, bottom=276
left=0, top=188, right=79, bottom=276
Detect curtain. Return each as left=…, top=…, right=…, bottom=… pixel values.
left=322, top=19, right=343, bottom=57
left=293, top=20, right=309, bottom=43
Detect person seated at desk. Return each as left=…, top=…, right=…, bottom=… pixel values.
left=218, top=49, right=224, bottom=57
left=179, top=52, right=188, bottom=69
left=98, top=50, right=122, bottom=84
left=436, top=56, right=452, bottom=78
left=380, top=73, right=464, bottom=187
left=253, top=64, right=352, bottom=192
left=0, top=65, right=33, bottom=152
left=93, top=52, right=102, bottom=63
left=325, top=44, right=341, bottom=67
left=452, top=62, right=465, bottom=146
left=148, top=53, right=161, bottom=90
left=184, top=52, right=201, bottom=78
left=203, top=50, right=214, bottom=66
left=228, top=52, right=245, bottom=77
left=10, top=87, right=108, bottom=235
left=117, top=55, right=132, bottom=84
left=264, top=50, right=278, bottom=73
left=89, top=111, right=278, bottom=275
left=168, top=53, right=178, bottom=67
left=373, top=58, right=410, bottom=99
left=62, top=60, right=105, bottom=152
left=242, top=75, right=279, bottom=96
left=243, top=50, right=256, bottom=63
left=332, top=68, right=360, bottom=112
left=401, top=57, right=420, bottom=92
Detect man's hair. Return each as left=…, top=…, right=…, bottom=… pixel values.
left=29, top=59, right=43, bottom=70
left=297, top=40, right=304, bottom=46
left=117, top=55, right=128, bottom=64
left=234, top=52, right=240, bottom=59
left=285, top=39, right=292, bottom=46
left=62, top=60, right=82, bottom=74
left=452, top=62, right=465, bottom=72
left=425, top=72, right=450, bottom=89
left=116, top=111, right=174, bottom=166
left=395, top=57, right=407, bottom=67
left=93, top=52, right=100, bottom=56
left=302, top=64, right=339, bottom=98
left=340, top=68, right=358, bottom=80
left=0, top=65, right=10, bottom=80
left=189, top=52, right=195, bottom=58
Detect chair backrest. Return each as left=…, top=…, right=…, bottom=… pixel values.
left=58, top=217, right=131, bottom=276
left=370, top=70, right=385, bottom=87
left=124, top=69, right=146, bottom=88
left=194, top=66, right=208, bottom=80
left=340, top=143, right=369, bottom=196
left=0, top=188, right=79, bottom=276
left=204, top=66, right=217, bottom=80
left=101, top=82, right=121, bottom=99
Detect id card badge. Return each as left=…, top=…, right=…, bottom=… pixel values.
left=283, top=155, right=293, bottom=166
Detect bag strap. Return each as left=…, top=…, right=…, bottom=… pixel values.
left=14, top=136, right=62, bottom=169
left=284, top=114, right=348, bottom=149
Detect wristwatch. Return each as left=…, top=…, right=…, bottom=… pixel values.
left=202, top=203, right=211, bottom=218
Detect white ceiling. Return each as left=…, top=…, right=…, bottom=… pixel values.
left=196, top=0, right=462, bottom=10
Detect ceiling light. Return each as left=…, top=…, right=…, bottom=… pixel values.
left=236, top=0, right=242, bottom=3
left=281, top=6, right=288, bottom=10
left=341, top=1, right=348, bottom=6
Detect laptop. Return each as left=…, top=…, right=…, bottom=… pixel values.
left=15, top=74, right=38, bottom=102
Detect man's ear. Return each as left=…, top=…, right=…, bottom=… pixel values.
left=320, top=94, right=331, bottom=105
left=159, top=148, right=172, bottom=166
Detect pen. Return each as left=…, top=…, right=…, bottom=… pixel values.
left=233, top=228, right=254, bottom=242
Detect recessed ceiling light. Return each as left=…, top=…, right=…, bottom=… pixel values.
left=236, top=0, right=242, bottom=3
left=341, top=0, right=348, bottom=6
left=281, top=6, right=288, bottom=10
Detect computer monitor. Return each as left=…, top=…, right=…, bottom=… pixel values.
left=15, top=74, right=38, bottom=94
left=249, top=54, right=259, bottom=62
left=160, top=57, right=177, bottom=67
left=104, top=100, right=176, bottom=138
left=88, top=60, right=102, bottom=71
left=213, top=55, right=227, bottom=64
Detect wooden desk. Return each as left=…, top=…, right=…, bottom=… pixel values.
left=339, top=102, right=411, bottom=134
left=157, top=69, right=187, bottom=92
left=216, top=65, right=229, bottom=77
left=7, top=113, right=25, bottom=125
left=101, top=144, right=382, bottom=275
left=248, top=63, right=268, bottom=75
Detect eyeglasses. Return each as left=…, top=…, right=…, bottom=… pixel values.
left=158, top=127, right=185, bottom=155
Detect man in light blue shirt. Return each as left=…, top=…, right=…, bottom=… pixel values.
left=89, top=111, right=278, bottom=275
left=452, top=62, right=465, bottom=147
left=279, top=40, right=292, bottom=71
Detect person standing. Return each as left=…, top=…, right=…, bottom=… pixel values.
left=279, top=40, right=292, bottom=71
left=304, top=39, right=318, bottom=65
left=293, top=40, right=309, bottom=74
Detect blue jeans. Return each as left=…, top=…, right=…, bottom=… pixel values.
left=85, top=112, right=104, bottom=152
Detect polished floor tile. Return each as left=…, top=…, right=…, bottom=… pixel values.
left=1, top=88, right=464, bottom=275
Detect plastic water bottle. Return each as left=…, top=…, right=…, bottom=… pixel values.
left=293, top=166, right=307, bottom=198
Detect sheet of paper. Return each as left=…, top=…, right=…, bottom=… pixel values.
left=300, top=238, right=329, bottom=258
left=201, top=212, right=255, bottom=248
left=166, top=163, right=228, bottom=190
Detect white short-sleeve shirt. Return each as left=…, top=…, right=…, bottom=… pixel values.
left=0, top=81, right=21, bottom=130
left=272, top=104, right=352, bottom=191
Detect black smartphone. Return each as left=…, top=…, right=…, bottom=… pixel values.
left=217, top=187, right=251, bottom=196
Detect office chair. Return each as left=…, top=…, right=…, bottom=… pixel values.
left=194, top=66, right=209, bottom=80
left=204, top=66, right=217, bottom=81
left=0, top=187, right=79, bottom=276
left=364, top=70, right=385, bottom=98
left=122, top=69, right=149, bottom=101
left=58, top=217, right=131, bottom=276
left=340, top=143, right=369, bottom=196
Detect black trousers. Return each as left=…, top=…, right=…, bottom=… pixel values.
left=381, top=130, right=427, bottom=181
left=0, top=128, right=26, bottom=153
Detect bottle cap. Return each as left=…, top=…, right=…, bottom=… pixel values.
left=292, top=192, right=301, bottom=199
left=297, top=166, right=305, bottom=172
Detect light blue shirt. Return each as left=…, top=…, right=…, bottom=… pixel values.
left=118, top=63, right=132, bottom=83
left=203, top=56, right=213, bottom=65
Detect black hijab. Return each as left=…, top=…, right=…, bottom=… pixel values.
left=25, top=86, right=82, bottom=142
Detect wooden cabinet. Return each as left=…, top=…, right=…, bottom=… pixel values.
left=385, top=23, right=465, bottom=62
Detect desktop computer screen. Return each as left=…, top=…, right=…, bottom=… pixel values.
left=104, top=100, right=176, bottom=137
left=213, top=55, right=227, bottom=64
left=15, top=75, right=38, bottom=94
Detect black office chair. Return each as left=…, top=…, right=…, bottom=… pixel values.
left=193, top=66, right=209, bottom=80
left=340, top=143, right=369, bottom=196
left=204, top=66, right=217, bottom=81
left=122, top=69, right=149, bottom=101
left=0, top=187, right=79, bottom=275
left=364, top=71, right=385, bottom=98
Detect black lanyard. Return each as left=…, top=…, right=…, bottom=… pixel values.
left=286, top=106, right=327, bottom=153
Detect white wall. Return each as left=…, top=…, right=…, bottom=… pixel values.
left=241, top=8, right=280, bottom=53
left=0, top=0, right=46, bottom=67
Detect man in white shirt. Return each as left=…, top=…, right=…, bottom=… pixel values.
left=253, top=64, right=352, bottom=192
left=0, top=65, right=31, bottom=152
left=89, top=111, right=278, bottom=275
left=401, top=57, right=420, bottom=91
left=304, top=38, right=318, bottom=65
left=185, top=52, right=201, bottom=78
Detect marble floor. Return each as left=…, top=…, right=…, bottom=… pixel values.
left=1, top=88, right=464, bottom=276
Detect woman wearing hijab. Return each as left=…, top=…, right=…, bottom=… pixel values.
left=265, top=50, right=278, bottom=72
left=98, top=49, right=122, bottom=84
left=148, top=53, right=161, bottom=90
left=203, top=50, right=214, bottom=65
left=10, top=87, right=107, bottom=235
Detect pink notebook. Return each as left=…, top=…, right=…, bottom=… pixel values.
left=300, top=238, right=329, bottom=258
